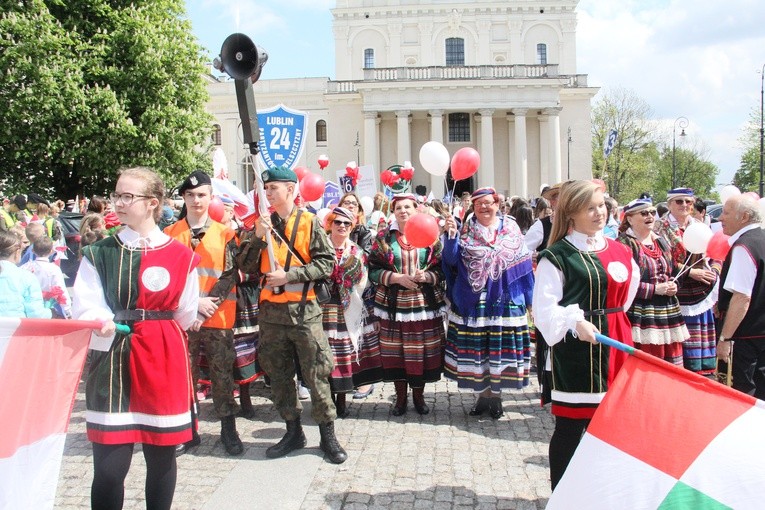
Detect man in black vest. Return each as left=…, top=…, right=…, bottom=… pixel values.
left=717, top=194, right=765, bottom=398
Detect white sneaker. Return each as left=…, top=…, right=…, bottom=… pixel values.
left=297, top=383, right=310, bottom=400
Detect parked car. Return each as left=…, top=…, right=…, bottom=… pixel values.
left=707, top=204, right=723, bottom=223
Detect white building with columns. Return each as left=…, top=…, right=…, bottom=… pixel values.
left=206, top=0, right=597, bottom=199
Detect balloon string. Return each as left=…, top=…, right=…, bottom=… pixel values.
left=672, top=254, right=704, bottom=282
left=448, top=179, right=458, bottom=217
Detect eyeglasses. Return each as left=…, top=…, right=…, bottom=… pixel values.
left=474, top=200, right=497, bottom=208
left=333, top=220, right=352, bottom=227
left=673, top=198, right=694, bottom=205
left=637, top=209, right=657, bottom=217
left=341, top=200, right=358, bottom=207
left=110, top=192, right=153, bottom=206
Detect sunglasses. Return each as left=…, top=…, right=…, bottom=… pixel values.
left=636, top=209, right=657, bottom=217
left=333, top=220, right=352, bottom=227
left=673, top=198, right=694, bottom=205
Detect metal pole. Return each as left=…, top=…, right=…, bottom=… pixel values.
left=672, top=131, right=676, bottom=190
left=567, top=126, right=572, bottom=180
left=759, top=64, right=764, bottom=197
left=672, top=117, right=688, bottom=189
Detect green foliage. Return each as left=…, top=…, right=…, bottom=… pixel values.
left=0, top=0, right=212, bottom=200
left=733, top=146, right=762, bottom=193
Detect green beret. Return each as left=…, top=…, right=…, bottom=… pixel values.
left=178, top=170, right=212, bottom=194
left=262, top=165, right=297, bottom=184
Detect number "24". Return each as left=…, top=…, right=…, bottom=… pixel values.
left=269, top=127, right=290, bottom=150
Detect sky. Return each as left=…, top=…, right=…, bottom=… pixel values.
left=185, top=0, right=765, bottom=190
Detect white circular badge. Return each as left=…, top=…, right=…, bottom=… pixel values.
left=142, top=266, right=171, bottom=292
left=607, top=261, right=629, bottom=283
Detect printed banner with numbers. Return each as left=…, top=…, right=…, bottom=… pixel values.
left=256, top=104, right=308, bottom=170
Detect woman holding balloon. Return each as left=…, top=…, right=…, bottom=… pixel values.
left=654, top=187, right=720, bottom=375
left=442, top=188, right=535, bottom=419
left=368, top=193, right=446, bottom=415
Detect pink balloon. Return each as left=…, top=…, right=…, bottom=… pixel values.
left=706, top=230, right=731, bottom=261
left=404, top=213, right=440, bottom=248
left=294, top=166, right=309, bottom=181
left=300, top=172, right=325, bottom=202
left=451, top=147, right=480, bottom=181
left=208, top=197, right=225, bottom=223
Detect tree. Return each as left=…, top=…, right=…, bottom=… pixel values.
left=0, top=0, right=212, bottom=200
left=591, top=87, right=655, bottom=203
left=732, top=107, right=762, bottom=193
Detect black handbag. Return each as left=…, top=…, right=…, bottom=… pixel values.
left=313, top=279, right=332, bottom=304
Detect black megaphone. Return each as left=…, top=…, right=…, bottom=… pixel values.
left=217, top=33, right=268, bottom=82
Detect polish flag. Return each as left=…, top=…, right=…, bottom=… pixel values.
left=0, top=319, right=94, bottom=509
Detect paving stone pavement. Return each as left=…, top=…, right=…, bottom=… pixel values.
left=55, top=377, right=554, bottom=510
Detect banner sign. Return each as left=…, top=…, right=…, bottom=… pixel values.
left=323, top=180, right=342, bottom=209
left=257, top=104, right=308, bottom=170
left=334, top=165, right=378, bottom=201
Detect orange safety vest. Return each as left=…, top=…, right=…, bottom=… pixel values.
left=165, top=219, right=238, bottom=329
left=260, top=209, right=316, bottom=304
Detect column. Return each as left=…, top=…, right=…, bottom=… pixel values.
left=545, top=108, right=563, bottom=185
left=396, top=110, right=411, bottom=166
left=363, top=111, right=379, bottom=172
left=537, top=113, right=550, bottom=187
left=477, top=109, right=495, bottom=189
left=428, top=110, right=445, bottom=196
left=512, top=109, right=529, bottom=198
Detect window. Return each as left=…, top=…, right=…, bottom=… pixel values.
left=445, top=38, right=465, bottom=66
left=211, top=124, right=221, bottom=145
left=448, top=113, right=470, bottom=143
left=364, top=48, right=375, bottom=68
left=316, top=120, right=327, bottom=143
left=537, top=43, right=547, bottom=65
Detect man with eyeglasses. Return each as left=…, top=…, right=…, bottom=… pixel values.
left=164, top=170, right=244, bottom=456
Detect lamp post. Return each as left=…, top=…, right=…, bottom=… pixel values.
left=354, top=130, right=361, bottom=165
left=672, top=116, right=688, bottom=189
left=759, top=64, right=764, bottom=197
left=567, top=126, right=572, bottom=180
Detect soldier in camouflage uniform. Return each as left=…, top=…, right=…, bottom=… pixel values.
left=238, top=165, right=347, bottom=464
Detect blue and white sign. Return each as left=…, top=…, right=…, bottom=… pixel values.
left=257, top=104, right=308, bottom=170
left=323, top=180, right=342, bottom=209
left=603, top=129, right=618, bottom=158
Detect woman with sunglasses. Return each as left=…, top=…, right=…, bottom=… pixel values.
left=618, top=198, right=689, bottom=365
left=368, top=193, right=446, bottom=415
left=338, top=192, right=373, bottom=255
left=654, top=188, right=720, bottom=376
left=442, top=188, right=534, bottom=419
left=321, top=207, right=375, bottom=417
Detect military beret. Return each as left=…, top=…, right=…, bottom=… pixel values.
left=178, top=171, right=212, bottom=194
left=262, top=165, right=297, bottom=184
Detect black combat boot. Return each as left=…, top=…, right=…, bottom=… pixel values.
left=318, top=422, right=348, bottom=464
left=265, top=419, right=307, bottom=459
left=220, top=415, right=244, bottom=456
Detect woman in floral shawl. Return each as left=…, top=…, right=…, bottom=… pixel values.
left=321, top=207, right=369, bottom=417
left=368, top=194, right=446, bottom=416
left=442, top=187, right=534, bottom=419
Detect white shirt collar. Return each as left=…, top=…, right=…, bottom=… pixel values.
left=117, top=226, right=168, bottom=249
left=727, top=223, right=761, bottom=246
left=566, top=229, right=606, bottom=251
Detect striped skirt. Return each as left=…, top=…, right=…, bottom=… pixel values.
left=628, top=296, right=688, bottom=366
left=373, top=286, right=446, bottom=387
left=352, top=285, right=384, bottom=387
left=322, top=301, right=356, bottom=393
left=444, top=300, right=531, bottom=393
left=682, top=308, right=717, bottom=375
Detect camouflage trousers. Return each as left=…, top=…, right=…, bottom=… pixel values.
left=258, top=318, right=336, bottom=423
left=188, top=328, right=240, bottom=419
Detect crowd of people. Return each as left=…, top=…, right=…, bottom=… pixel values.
left=3, top=170, right=765, bottom=509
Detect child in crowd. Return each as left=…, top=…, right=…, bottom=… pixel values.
left=21, top=236, right=72, bottom=318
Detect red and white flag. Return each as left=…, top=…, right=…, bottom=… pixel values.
left=0, top=318, right=93, bottom=509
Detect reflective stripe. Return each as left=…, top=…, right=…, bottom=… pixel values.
left=284, top=282, right=313, bottom=293
left=196, top=267, right=223, bottom=278
left=86, top=410, right=190, bottom=428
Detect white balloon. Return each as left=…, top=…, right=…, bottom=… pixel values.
left=317, top=207, right=331, bottom=227
left=359, top=196, right=374, bottom=215
left=682, top=222, right=714, bottom=254
left=419, top=141, right=450, bottom=177
left=719, top=185, right=741, bottom=205
left=309, top=198, right=323, bottom=211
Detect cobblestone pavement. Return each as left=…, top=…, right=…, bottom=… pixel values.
left=55, top=377, right=554, bottom=510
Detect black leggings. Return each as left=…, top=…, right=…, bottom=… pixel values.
left=549, top=416, right=590, bottom=490
left=91, top=443, right=177, bottom=510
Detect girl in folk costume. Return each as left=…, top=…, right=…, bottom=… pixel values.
left=368, top=194, right=447, bottom=416
left=73, top=167, right=199, bottom=510
left=618, top=198, right=689, bottom=365
left=654, top=188, right=720, bottom=375
left=442, top=187, right=534, bottom=419
left=533, top=180, right=639, bottom=490
left=321, top=207, right=370, bottom=417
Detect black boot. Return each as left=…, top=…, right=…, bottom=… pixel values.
left=391, top=381, right=408, bottom=416
left=220, top=415, right=244, bottom=456
left=175, top=429, right=201, bottom=457
left=266, top=419, right=307, bottom=459
left=335, top=393, right=350, bottom=419
left=318, top=422, right=348, bottom=464
left=238, top=383, right=256, bottom=419
left=469, top=397, right=490, bottom=416
left=412, top=386, right=430, bottom=415
left=489, top=397, right=504, bottom=419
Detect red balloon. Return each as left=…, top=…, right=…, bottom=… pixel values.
left=208, top=196, right=225, bottom=223
left=318, top=155, right=329, bottom=170
left=294, top=166, right=309, bottom=181
left=404, top=213, right=440, bottom=248
left=706, top=230, right=731, bottom=261
left=300, top=172, right=325, bottom=202
left=450, top=147, right=480, bottom=181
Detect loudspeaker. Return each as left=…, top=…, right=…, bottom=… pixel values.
left=220, top=33, right=268, bottom=81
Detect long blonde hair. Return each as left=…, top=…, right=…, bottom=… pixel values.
left=548, top=180, right=600, bottom=246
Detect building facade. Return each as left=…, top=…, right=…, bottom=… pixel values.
left=206, top=0, right=597, bottom=199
